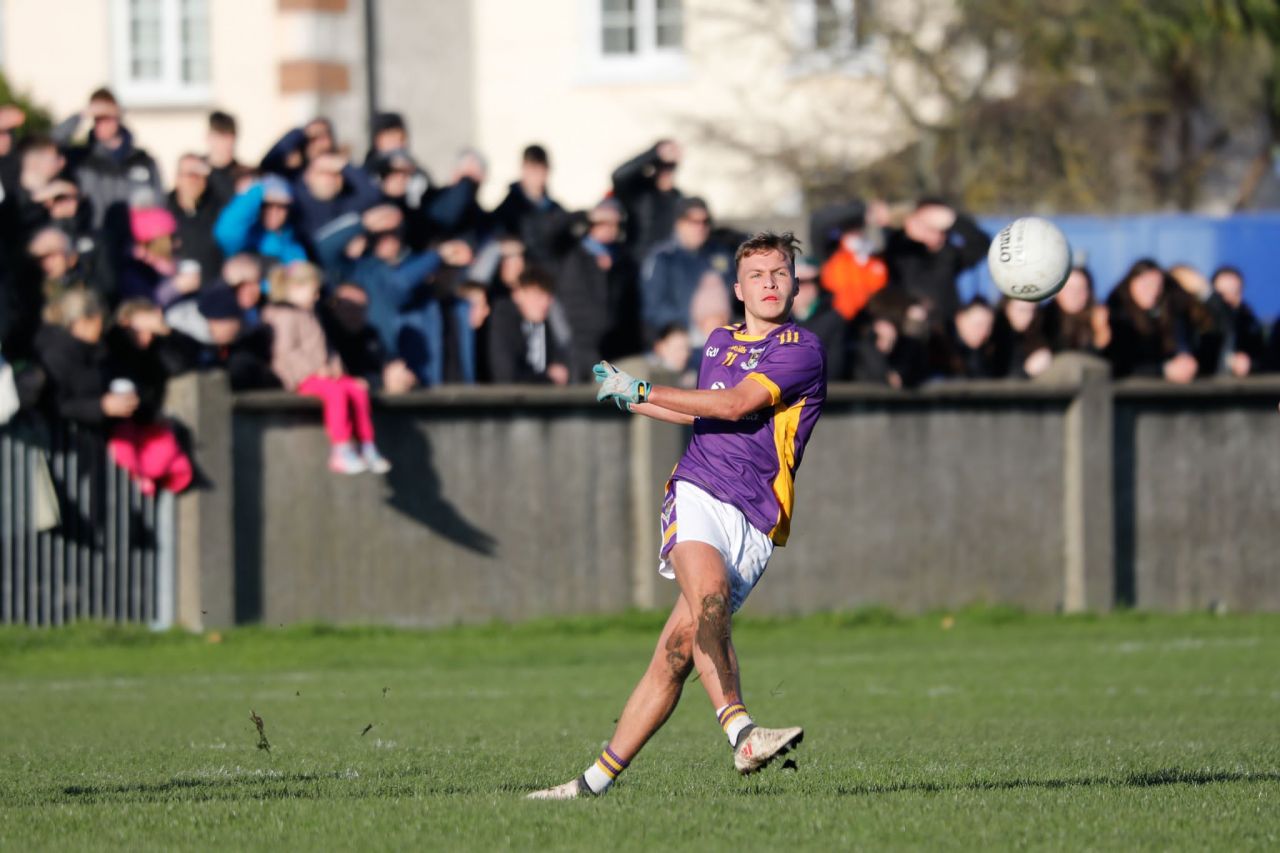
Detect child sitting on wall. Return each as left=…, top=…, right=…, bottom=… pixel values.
left=262, top=261, right=391, bottom=474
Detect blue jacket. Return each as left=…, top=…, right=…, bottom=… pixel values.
left=639, top=239, right=734, bottom=333
left=213, top=183, right=309, bottom=266
left=289, top=165, right=382, bottom=251
left=314, top=216, right=442, bottom=354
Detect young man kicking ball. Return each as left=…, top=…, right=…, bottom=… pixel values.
left=528, top=231, right=827, bottom=799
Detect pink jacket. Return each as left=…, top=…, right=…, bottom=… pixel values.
left=262, top=304, right=336, bottom=390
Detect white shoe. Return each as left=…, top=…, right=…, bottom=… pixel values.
left=734, top=725, right=803, bottom=775
left=526, top=777, right=592, bottom=800
left=361, top=445, right=391, bottom=474
left=328, top=445, right=367, bottom=475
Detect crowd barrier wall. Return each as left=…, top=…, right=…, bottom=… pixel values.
left=165, top=355, right=1280, bottom=629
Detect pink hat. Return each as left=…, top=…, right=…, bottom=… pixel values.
left=130, top=207, right=177, bottom=244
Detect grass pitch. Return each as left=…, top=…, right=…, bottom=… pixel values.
left=1, top=609, right=1278, bottom=850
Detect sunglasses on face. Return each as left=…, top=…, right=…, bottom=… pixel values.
left=93, top=114, right=120, bottom=124
left=683, top=216, right=710, bottom=225
left=262, top=201, right=290, bottom=211
left=50, top=193, right=79, bottom=204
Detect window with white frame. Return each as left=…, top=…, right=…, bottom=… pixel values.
left=793, top=0, right=879, bottom=68
left=588, top=0, right=687, bottom=81
left=112, top=0, right=210, bottom=104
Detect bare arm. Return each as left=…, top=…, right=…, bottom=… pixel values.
left=630, top=401, right=696, bottom=425
left=646, top=379, right=774, bottom=423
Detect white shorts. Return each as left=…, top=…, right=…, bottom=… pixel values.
left=657, top=480, right=774, bottom=612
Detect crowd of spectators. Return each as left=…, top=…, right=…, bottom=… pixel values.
left=1, top=88, right=1277, bottom=479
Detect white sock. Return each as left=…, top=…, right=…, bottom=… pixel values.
left=581, top=745, right=628, bottom=794
left=716, top=702, right=755, bottom=747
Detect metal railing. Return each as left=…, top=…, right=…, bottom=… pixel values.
left=0, top=417, right=174, bottom=628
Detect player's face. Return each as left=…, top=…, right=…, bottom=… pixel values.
left=734, top=249, right=795, bottom=324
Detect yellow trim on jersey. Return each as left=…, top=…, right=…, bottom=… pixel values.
left=719, top=324, right=767, bottom=342
left=663, top=522, right=679, bottom=543
left=778, top=330, right=801, bottom=344
left=767, top=396, right=807, bottom=546
left=744, top=372, right=782, bottom=405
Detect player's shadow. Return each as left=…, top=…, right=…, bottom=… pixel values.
left=379, top=416, right=497, bottom=557
left=826, top=767, right=1280, bottom=797
left=55, top=770, right=526, bottom=804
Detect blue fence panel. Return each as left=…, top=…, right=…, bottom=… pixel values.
left=957, top=213, right=1280, bottom=322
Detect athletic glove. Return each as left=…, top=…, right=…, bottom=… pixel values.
left=593, top=361, right=651, bottom=410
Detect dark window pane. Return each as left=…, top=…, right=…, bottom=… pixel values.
left=603, top=25, right=636, bottom=54
left=655, top=0, right=682, bottom=48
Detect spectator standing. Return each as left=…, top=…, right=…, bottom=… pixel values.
left=993, top=298, right=1052, bottom=379
left=487, top=268, right=569, bottom=384
left=819, top=211, right=888, bottom=324
left=31, top=176, right=109, bottom=287
left=33, top=288, right=138, bottom=427
left=492, top=144, right=564, bottom=261
left=612, top=139, right=683, bottom=264
left=363, top=112, right=410, bottom=173
left=850, top=304, right=928, bottom=389
left=319, top=281, right=417, bottom=394
left=260, top=118, right=337, bottom=182
left=792, top=257, right=847, bottom=380
left=27, top=228, right=92, bottom=325
left=121, top=206, right=203, bottom=307
left=934, top=297, right=1003, bottom=379
left=205, top=111, right=242, bottom=203
left=288, top=153, right=382, bottom=253
left=551, top=199, right=638, bottom=381
left=262, top=262, right=391, bottom=474
left=315, top=204, right=475, bottom=387
left=0, top=103, right=24, bottom=195
left=166, top=153, right=225, bottom=282
left=882, top=199, right=990, bottom=328
left=1204, top=265, right=1264, bottom=378
left=1040, top=267, right=1110, bottom=357
left=169, top=284, right=279, bottom=390
left=5, top=136, right=65, bottom=242
left=638, top=197, right=733, bottom=341
left=213, top=175, right=308, bottom=268
left=51, top=89, right=164, bottom=229
left=1166, top=264, right=1221, bottom=377
left=1105, top=259, right=1197, bottom=383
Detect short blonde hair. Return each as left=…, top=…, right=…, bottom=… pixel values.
left=269, top=260, right=323, bottom=303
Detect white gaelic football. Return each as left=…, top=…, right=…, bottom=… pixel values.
left=987, top=217, right=1071, bottom=301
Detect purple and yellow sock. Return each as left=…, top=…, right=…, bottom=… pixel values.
left=717, top=702, right=755, bottom=748
left=581, top=745, right=629, bottom=794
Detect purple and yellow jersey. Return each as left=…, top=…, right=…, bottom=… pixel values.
left=670, top=321, right=826, bottom=545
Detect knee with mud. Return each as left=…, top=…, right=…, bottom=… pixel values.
left=664, top=625, right=694, bottom=683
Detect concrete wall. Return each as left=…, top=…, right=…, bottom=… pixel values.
left=750, top=396, right=1069, bottom=615
left=168, top=368, right=1280, bottom=628
left=1114, top=383, right=1280, bottom=612
left=231, top=390, right=638, bottom=626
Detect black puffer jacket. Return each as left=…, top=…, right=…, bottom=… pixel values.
left=33, top=324, right=109, bottom=426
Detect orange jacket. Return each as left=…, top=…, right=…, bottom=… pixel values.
left=820, top=249, right=888, bottom=322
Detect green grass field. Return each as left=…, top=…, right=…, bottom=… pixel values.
left=1, top=609, right=1278, bottom=850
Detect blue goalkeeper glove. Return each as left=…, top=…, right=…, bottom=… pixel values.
left=594, top=361, right=651, bottom=410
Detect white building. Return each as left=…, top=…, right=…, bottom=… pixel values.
left=1, top=0, right=901, bottom=220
